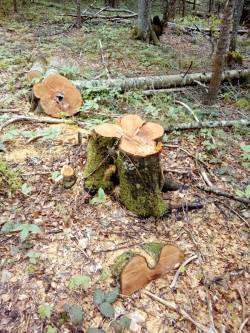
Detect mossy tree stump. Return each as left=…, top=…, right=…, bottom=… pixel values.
left=83, top=115, right=168, bottom=217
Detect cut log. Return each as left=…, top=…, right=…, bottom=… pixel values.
left=27, top=56, right=47, bottom=82
left=120, top=244, right=184, bottom=295
left=73, top=69, right=250, bottom=91
left=83, top=115, right=167, bottom=216
left=33, top=74, right=83, bottom=118
left=164, top=119, right=250, bottom=132
left=44, top=56, right=66, bottom=77
left=61, top=165, right=76, bottom=189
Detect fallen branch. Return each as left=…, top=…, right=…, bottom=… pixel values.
left=142, top=290, right=211, bottom=333
left=91, top=6, right=137, bottom=15
left=170, top=254, right=198, bottom=289
left=175, top=100, right=199, bottom=122
left=0, top=115, right=85, bottom=133
left=197, top=185, right=250, bottom=205
left=143, top=87, right=187, bottom=96
left=239, top=317, right=249, bottom=333
left=73, top=69, right=250, bottom=91
left=164, top=119, right=250, bottom=132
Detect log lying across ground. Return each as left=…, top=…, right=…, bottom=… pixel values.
left=164, top=119, right=250, bottom=132
left=73, top=69, right=250, bottom=91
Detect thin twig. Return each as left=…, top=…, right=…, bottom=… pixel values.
left=99, top=39, right=111, bottom=80
left=175, top=100, right=199, bottom=122
left=197, top=185, right=250, bottom=205
left=170, top=254, right=198, bottom=289
left=219, top=202, right=250, bottom=228
left=142, top=290, right=211, bottom=333
left=236, top=287, right=246, bottom=321
left=238, top=317, right=249, bottom=333
left=200, top=169, right=213, bottom=187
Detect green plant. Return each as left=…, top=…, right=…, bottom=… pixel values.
left=63, top=304, right=83, bottom=325
left=240, top=143, right=250, bottom=170
left=26, top=251, right=41, bottom=264
left=236, top=185, right=250, bottom=199
left=90, top=188, right=106, bottom=205
left=1, top=222, right=41, bottom=242
left=21, top=183, right=33, bottom=195
left=0, top=159, right=22, bottom=193
left=47, top=326, right=57, bottom=333
left=93, top=287, right=119, bottom=319
left=38, top=303, right=52, bottom=320
left=69, top=275, right=91, bottom=290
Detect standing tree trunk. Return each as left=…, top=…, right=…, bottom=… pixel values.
left=208, top=0, right=215, bottom=13
left=229, top=0, right=244, bottom=51
left=105, top=0, right=119, bottom=7
left=133, top=0, right=160, bottom=45
left=75, top=0, right=82, bottom=28
left=162, top=0, right=177, bottom=26
left=181, top=0, right=186, bottom=17
left=13, top=0, right=17, bottom=12
left=204, top=0, right=234, bottom=105
left=193, top=0, right=196, bottom=10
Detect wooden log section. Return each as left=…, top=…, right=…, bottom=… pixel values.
left=83, top=115, right=168, bottom=217
left=61, top=165, right=76, bottom=189
left=73, top=69, right=250, bottom=91
left=32, top=74, right=83, bottom=118
left=27, top=56, right=47, bottom=82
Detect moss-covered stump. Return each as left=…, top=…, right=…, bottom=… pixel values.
left=116, top=151, right=167, bottom=217
left=83, top=131, right=117, bottom=192
left=83, top=115, right=167, bottom=216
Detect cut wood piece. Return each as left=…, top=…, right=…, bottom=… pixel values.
left=33, top=74, right=83, bottom=118
left=61, top=165, right=76, bottom=189
left=73, top=69, right=250, bottom=91
left=27, top=56, right=47, bottom=82
left=120, top=244, right=184, bottom=295
left=44, top=56, right=65, bottom=77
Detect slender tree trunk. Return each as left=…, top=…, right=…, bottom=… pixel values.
left=13, top=0, right=17, bottom=12
left=162, top=0, right=177, bottom=26
left=105, top=0, right=119, bottom=7
left=75, top=0, right=82, bottom=28
left=230, top=0, right=244, bottom=51
left=193, top=0, right=196, bottom=10
left=181, top=0, right=186, bottom=17
left=208, top=0, right=215, bottom=13
left=204, top=0, right=235, bottom=105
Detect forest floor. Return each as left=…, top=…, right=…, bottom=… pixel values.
left=0, top=2, right=250, bottom=333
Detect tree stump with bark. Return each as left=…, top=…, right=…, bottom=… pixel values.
left=83, top=115, right=168, bottom=217
left=32, top=74, right=83, bottom=118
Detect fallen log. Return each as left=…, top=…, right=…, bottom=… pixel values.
left=27, top=56, right=47, bottom=82
left=73, top=69, right=250, bottom=91
left=164, top=119, right=250, bottom=132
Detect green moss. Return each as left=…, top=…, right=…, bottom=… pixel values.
left=116, top=153, right=167, bottom=217
left=142, top=242, right=164, bottom=261
left=235, top=98, right=250, bottom=110
left=83, top=132, right=117, bottom=191
left=0, top=159, right=22, bottom=193
left=111, top=251, right=136, bottom=278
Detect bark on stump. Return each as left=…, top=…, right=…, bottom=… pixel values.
left=83, top=115, right=167, bottom=217
left=83, top=131, right=117, bottom=192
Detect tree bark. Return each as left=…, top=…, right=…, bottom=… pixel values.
left=229, top=0, right=244, bottom=52
left=164, top=119, right=250, bottom=132
left=204, top=0, right=235, bottom=105
left=73, top=68, right=250, bottom=91
left=75, top=0, right=82, bottom=28
left=13, top=0, right=17, bottom=12
left=162, top=0, right=177, bottom=26
left=105, top=0, right=119, bottom=7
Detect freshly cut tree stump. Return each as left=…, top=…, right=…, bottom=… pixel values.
left=27, top=56, right=47, bottom=82
left=61, top=165, right=76, bottom=189
left=84, top=115, right=167, bottom=216
left=33, top=74, right=83, bottom=118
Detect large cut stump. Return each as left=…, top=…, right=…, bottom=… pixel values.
left=83, top=115, right=167, bottom=217
left=33, top=74, right=83, bottom=118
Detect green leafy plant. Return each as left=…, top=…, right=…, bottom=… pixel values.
left=240, top=143, right=250, bottom=170
left=93, top=287, right=119, bottom=319
left=63, top=304, right=83, bottom=325
left=38, top=303, right=52, bottom=320
left=236, top=185, right=250, bottom=199
left=90, top=188, right=106, bottom=205
left=1, top=222, right=41, bottom=242
left=0, top=159, right=22, bottom=193
left=26, top=251, right=41, bottom=264
left=47, top=326, right=57, bottom=333
left=21, top=183, right=33, bottom=195
left=69, top=275, right=91, bottom=290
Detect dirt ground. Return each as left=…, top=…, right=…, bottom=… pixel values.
left=0, top=2, right=250, bottom=333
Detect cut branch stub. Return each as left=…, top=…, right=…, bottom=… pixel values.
left=33, top=74, right=83, bottom=118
